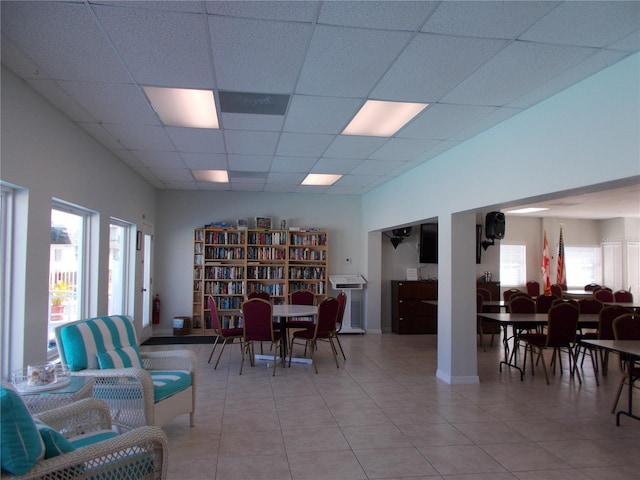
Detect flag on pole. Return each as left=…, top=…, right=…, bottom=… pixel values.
left=541, top=228, right=551, bottom=294
left=557, top=226, right=566, bottom=289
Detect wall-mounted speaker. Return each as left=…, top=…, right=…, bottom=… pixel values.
left=485, top=212, right=505, bottom=240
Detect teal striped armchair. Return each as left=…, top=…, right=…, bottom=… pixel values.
left=55, top=315, right=196, bottom=431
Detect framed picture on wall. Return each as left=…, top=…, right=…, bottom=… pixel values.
left=255, top=217, right=272, bottom=229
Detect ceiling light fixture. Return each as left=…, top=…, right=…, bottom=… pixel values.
left=193, top=170, right=229, bottom=183
left=506, top=207, right=549, bottom=214
left=143, top=86, right=219, bottom=128
left=301, top=174, right=342, bottom=186
left=342, top=100, right=428, bottom=137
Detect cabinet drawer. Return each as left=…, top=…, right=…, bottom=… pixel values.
left=396, top=281, right=437, bottom=299
left=397, top=299, right=435, bottom=316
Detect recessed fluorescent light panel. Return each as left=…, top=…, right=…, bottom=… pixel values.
left=302, top=174, right=342, bottom=186
left=193, top=170, right=228, bottom=183
left=342, top=100, right=428, bottom=137
left=143, top=86, right=219, bottom=128
left=506, top=207, right=549, bottom=214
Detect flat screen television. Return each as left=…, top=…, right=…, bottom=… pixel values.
left=419, top=223, right=483, bottom=264
left=419, top=223, right=438, bottom=264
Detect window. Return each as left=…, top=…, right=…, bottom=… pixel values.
left=566, top=246, right=602, bottom=288
left=1, top=186, right=14, bottom=379
left=48, top=203, right=92, bottom=350
left=500, top=244, right=526, bottom=287
left=108, top=219, right=134, bottom=316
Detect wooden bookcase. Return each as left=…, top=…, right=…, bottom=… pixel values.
left=192, top=227, right=328, bottom=335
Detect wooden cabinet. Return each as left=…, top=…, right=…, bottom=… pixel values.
left=391, top=280, right=501, bottom=334
left=391, top=281, right=438, bottom=334
left=192, top=227, right=328, bottom=335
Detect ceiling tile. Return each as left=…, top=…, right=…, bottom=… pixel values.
left=266, top=172, right=307, bottom=184
left=350, top=159, right=405, bottom=176
left=209, top=16, right=312, bottom=92
left=149, top=167, right=194, bottom=182
left=441, top=41, right=596, bottom=106
left=220, top=112, right=284, bottom=132
left=422, top=1, right=558, bottom=39
left=102, top=124, right=175, bottom=151
left=318, top=1, right=438, bottom=30
left=224, top=130, right=280, bottom=155
left=520, top=1, right=640, bottom=48
left=180, top=153, right=228, bottom=170
left=27, top=79, right=96, bottom=123
left=399, top=104, right=499, bottom=140
left=227, top=154, right=272, bottom=171
left=1, top=2, right=131, bottom=82
left=450, top=108, right=523, bottom=142
left=131, top=150, right=186, bottom=169
left=94, top=4, right=214, bottom=88
left=57, top=81, right=158, bottom=125
left=312, top=158, right=361, bottom=174
left=296, top=25, right=411, bottom=97
left=371, top=33, right=508, bottom=102
left=370, top=138, right=441, bottom=161
left=78, top=123, right=124, bottom=150
left=166, top=127, right=226, bottom=153
left=276, top=133, right=335, bottom=157
left=323, top=136, right=388, bottom=159
left=284, top=95, right=362, bottom=134
left=269, top=156, right=319, bottom=173
left=206, top=1, right=320, bottom=22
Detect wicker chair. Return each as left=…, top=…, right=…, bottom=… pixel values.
left=55, top=315, right=197, bottom=431
left=0, top=389, right=168, bottom=480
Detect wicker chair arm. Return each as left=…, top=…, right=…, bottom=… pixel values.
left=140, top=349, right=198, bottom=372
left=34, top=398, right=112, bottom=435
left=1, top=426, right=168, bottom=480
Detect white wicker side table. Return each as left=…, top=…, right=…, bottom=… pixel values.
left=15, top=376, right=95, bottom=414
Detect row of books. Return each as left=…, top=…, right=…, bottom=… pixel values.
left=289, top=266, right=326, bottom=280
left=247, top=231, right=287, bottom=245
left=247, top=246, right=287, bottom=260
left=204, top=281, right=244, bottom=295
left=246, top=266, right=286, bottom=279
left=204, top=266, right=244, bottom=280
left=204, top=246, right=245, bottom=260
left=288, top=248, right=327, bottom=261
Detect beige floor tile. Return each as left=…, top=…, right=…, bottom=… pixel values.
left=287, top=450, right=367, bottom=480
left=282, top=426, right=350, bottom=453
left=215, top=453, right=292, bottom=480
left=418, top=444, right=508, bottom=476
left=353, top=446, right=439, bottom=478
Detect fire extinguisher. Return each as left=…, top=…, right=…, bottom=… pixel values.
left=152, top=294, right=160, bottom=324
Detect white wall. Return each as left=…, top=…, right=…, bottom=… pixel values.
left=153, top=190, right=363, bottom=332
left=1, top=66, right=157, bottom=371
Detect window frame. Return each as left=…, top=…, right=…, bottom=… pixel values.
left=108, top=218, right=135, bottom=316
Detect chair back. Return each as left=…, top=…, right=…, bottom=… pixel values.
left=526, top=281, right=540, bottom=297
left=614, top=289, right=633, bottom=303
left=577, top=298, right=603, bottom=315
left=598, top=305, right=631, bottom=340
left=594, top=289, right=614, bottom=302
left=584, top=283, right=600, bottom=291
left=546, top=303, right=580, bottom=347
left=536, top=294, right=559, bottom=314
left=552, top=297, right=578, bottom=308
left=242, top=298, right=274, bottom=342
left=54, top=315, right=141, bottom=371
left=503, top=288, right=522, bottom=302
left=477, top=288, right=492, bottom=302
left=313, top=297, right=340, bottom=337
left=613, top=313, right=640, bottom=340
left=336, top=292, right=347, bottom=331
left=509, top=295, right=536, bottom=313
left=550, top=284, right=564, bottom=297
left=207, top=296, right=222, bottom=332
left=248, top=291, right=271, bottom=301
left=290, top=289, right=315, bottom=306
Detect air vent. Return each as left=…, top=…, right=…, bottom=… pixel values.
left=218, top=91, right=289, bottom=115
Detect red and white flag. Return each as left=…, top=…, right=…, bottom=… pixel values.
left=541, top=229, right=551, bottom=294
left=557, top=226, right=566, bottom=288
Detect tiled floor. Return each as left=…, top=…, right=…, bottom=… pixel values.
left=143, top=333, right=639, bottom=480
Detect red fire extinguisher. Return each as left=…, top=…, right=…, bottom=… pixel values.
left=152, top=294, right=160, bottom=324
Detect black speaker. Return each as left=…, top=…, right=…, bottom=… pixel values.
left=485, top=212, right=505, bottom=240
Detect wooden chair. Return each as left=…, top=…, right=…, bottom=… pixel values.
left=611, top=313, right=640, bottom=413
left=207, top=296, right=244, bottom=369
left=240, top=298, right=283, bottom=376
left=289, top=297, right=340, bottom=374
left=519, top=303, right=581, bottom=384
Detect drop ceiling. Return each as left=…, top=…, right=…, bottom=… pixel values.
left=2, top=1, right=639, bottom=202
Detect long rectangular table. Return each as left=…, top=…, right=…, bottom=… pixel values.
left=477, top=312, right=599, bottom=380
left=581, top=339, right=640, bottom=426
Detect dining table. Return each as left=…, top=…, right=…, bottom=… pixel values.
left=253, top=304, right=318, bottom=365
left=581, top=339, right=640, bottom=425
left=477, top=312, right=600, bottom=380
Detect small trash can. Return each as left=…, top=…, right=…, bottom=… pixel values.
left=173, top=316, right=191, bottom=336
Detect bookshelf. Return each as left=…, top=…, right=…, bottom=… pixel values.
left=192, top=227, right=328, bottom=335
